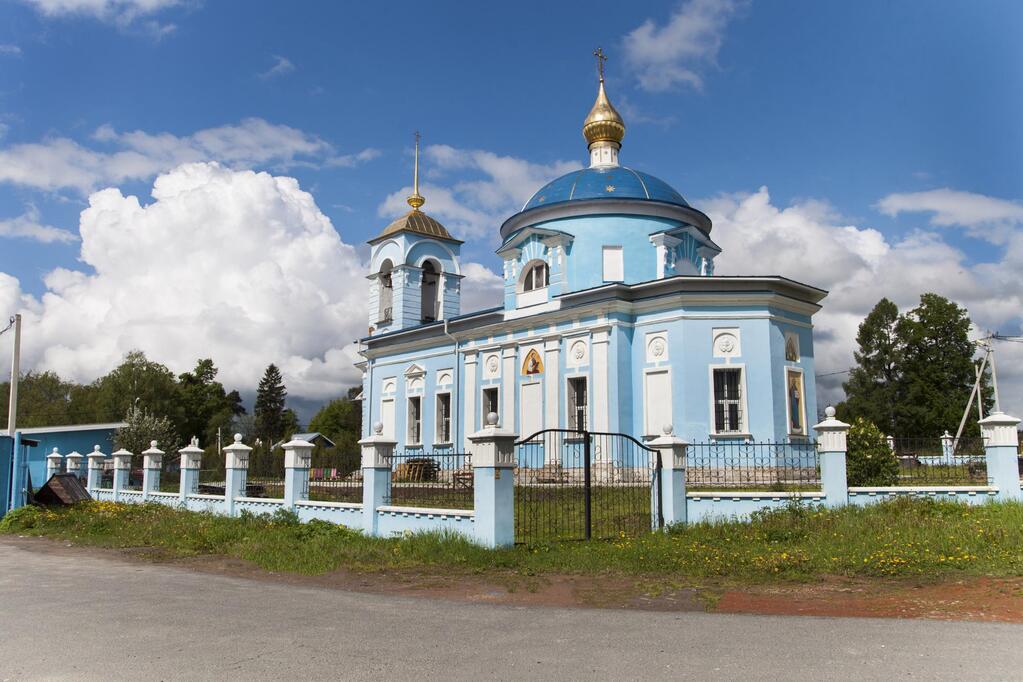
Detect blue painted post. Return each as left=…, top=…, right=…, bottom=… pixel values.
left=813, top=406, right=849, bottom=508
left=283, top=438, right=314, bottom=509
left=468, top=412, right=517, bottom=548
left=45, top=448, right=63, bottom=481
left=86, top=445, right=106, bottom=495
left=648, top=425, right=687, bottom=528
left=10, top=431, right=24, bottom=510
left=178, top=438, right=204, bottom=505
left=65, top=451, right=84, bottom=481
left=223, top=434, right=252, bottom=517
left=111, top=448, right=133, bottom=502
left=359, top=422, right=396, bottom=537
left=141, top=441, right=164, bottom=501
left=979, top=412, right=1021, bottom=502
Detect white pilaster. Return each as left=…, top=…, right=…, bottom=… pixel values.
left=592, top=328, right=610, bottom=436
left=463, top=351, right=477, bottom=449
left=501, top=345, right=516, bottom=432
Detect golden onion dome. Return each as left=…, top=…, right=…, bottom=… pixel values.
left=582, top=78, right=625, bottom=148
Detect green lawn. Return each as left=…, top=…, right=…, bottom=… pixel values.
left=3, top=497, right=1022, bottom=582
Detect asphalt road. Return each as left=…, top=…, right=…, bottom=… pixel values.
left=1, top=540, right=1021, bottom=681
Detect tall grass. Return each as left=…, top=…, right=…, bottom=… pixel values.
left=3, top=498, right=1022, bottom=582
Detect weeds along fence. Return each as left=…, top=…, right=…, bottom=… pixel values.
left=685, top=440, right=820, bottom=492
left=307, top=450, right=362, bottom=503
left=386, top=449, right=474, bottom=510
left=889, top=436, right=988, bottom=486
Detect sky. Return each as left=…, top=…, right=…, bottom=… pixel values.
left=0, top=0, right=1021, bottom=422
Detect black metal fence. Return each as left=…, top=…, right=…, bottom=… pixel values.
left=160, top=455, right=181, bottom=492
left=386, top=450, right=474, bottom=510
left=307, top=450, right=362, bottom=503
left=685, top=440, right=820, bottom=491
left=513, top=430, right=660, bottom=544
left=888, top=437, right=988, bottom=486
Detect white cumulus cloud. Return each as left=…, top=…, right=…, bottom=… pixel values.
left=876, top=188, right=1023, bottom=243
left=0, top=206, right=78, bottom=243
left=623, top=0, right=745, bottom=92
left=259, top=55, right=295, bottom=80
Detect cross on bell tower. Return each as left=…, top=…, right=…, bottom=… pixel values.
left=593, top=46, right=607, bottom=82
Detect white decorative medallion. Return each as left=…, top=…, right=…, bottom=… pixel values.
left=567, top=339, right=589, bottom=367
left=645, top=332, right=669, bottom=363
left=712, top=328, right=741, bottom=358
left=484, top=353, right=501, bottom=379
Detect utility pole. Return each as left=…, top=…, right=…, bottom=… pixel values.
left=7, top=314, right=21, bottom=435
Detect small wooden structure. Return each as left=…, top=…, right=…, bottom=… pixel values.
left=34, top=473, right=92, bottom=506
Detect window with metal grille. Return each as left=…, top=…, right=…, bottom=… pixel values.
left=521, top=262, right=549, bottom=292
left=407, top=396, right=422, bottom=445
left=436, top=393, right=451, bottom=443
left=568, top=377, right=588, bottom=431
left=482, top=388, right=499, bottom=422
left=713, top=368, right=744, bottom=433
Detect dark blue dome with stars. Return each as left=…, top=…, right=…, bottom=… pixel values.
left=521, top=166, right=690, bottom=212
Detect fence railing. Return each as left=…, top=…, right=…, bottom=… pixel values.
left=686, top=440, right=820, bottom=492
left=386, top=450, right=473, bottom=510
left=160, top=455, right=181, bottom=492
left=307, top=451, right=362, bottom=503
left=888, top=437, right=988, bottom=486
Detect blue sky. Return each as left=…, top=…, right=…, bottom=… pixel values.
left=1, top=0, right=1021, bottom=412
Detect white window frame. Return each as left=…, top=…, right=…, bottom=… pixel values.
left=435, top=392, right=452, bottom=445
left=517, top=260, right=550, bottom=308
left=602, top=245, right=624, bottom=282
left=784, top=367, right=807, bottom=437
left=642, top=367, right=673, bottom=438
left=482, top=387, right=500, bottom=426
left=407, top=396, right=422, bottom=446
left=708, top=364, right=750, bottom=438
left=566, top=375, right=589, bottom=432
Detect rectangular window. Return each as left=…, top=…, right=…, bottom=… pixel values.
left=568, top=377, right=588, bottom=431
left=713, top=368, right=744, bottom=434
left=482, top=387, right=499, bottom=424
left=436, top=393, right=452, bottom=443
left=602, top=245, right=624, bottom=282
left=407, top=396, right=422, bottom=445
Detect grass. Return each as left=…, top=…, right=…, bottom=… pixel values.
left=3, top=498, right=1023, bottom=582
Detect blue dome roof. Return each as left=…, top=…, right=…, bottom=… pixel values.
left=522, top=166, right=690, bottom=212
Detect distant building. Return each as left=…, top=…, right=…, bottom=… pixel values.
left=356, top=64, right=826, bottom=451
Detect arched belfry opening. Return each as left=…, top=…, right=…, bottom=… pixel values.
left=378, top=259, right=394, bottom=323
left=421, top=260, right=440, bottom=323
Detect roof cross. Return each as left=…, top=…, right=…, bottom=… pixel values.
left=593, top=47, right=607, bottom=82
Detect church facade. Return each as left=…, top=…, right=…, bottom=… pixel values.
left=356, top=66, right=827, bottom=451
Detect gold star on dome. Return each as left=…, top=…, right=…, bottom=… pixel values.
left=605, top=184, right=616, bottom=193
left=537, top=196, right=546, bottom=203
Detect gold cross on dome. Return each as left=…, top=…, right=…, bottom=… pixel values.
left=593, top=47, right=607, bottom=82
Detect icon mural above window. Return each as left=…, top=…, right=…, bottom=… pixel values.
left=785, top=332, right=800, bottom=362
left=522, top=348, right=544, bottom=375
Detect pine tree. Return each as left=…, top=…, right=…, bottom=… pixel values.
left=254, top=364, right=288, bottom=446
left=840, top=299, right=900, bottom=433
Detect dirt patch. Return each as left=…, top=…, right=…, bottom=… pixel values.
left=4, top=536, right=1022, bottom=620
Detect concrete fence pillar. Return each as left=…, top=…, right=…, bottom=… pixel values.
left=223, top=434, right=252, bottom=517
left=941, top=431, right=955, bottom=466
left=979, top=411, right=1021, bottom=502
left=86, top=446, right=106, bottom=494
left=45, top=448, right=63, bottom=480
left=65, top=451, right=84, bottom=479
left=282, top=438, right=314, bottom=508
left=178, top=438, right=204, bottom=503
left=648, top=425, right=687, bottom=527
left=141, top=441, right=164, bottom=500
left=111, top=448, right=133, bottom=501
left=814, top=406, right=849, bottom=508
left=467, top=412, right=517, bottom=548
left=359, top=423, right=396, bottom=537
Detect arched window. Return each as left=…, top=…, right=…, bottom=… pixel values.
left=378, top=260, right=393, bottom=323
left=520, top=261, right=549, bottom=292
left=421, top=260, right=440, bottom=322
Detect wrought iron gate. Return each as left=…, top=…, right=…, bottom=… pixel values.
left=513, top=429, right=661, bottom=543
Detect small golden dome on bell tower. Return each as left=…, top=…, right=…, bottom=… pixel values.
left=582, top=47, right=626, bottom=151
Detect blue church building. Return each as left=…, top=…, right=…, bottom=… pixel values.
left=357, top=64, right=827, bottom=452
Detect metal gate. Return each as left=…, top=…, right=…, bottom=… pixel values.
left=514, top=429, right=661, bottom=543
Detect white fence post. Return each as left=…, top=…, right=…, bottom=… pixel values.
left=86, top=446, right=106, bottom=494
left=45, top=448, right=63, bottom=480
left=814, top=406, right=849, bottom=508
left=467, top=412, right=517, bottom=548
left=648, top=425, right=687, bottom=527
left=65, top=451, right=84, bottom=480
left=979, top=412, right=1021, bottom=502
left=111, top=448, right=133, bottom=502
left=223, top=434, right=252, bottom=516
left=359, top=423, right=396, bottom=537
left=178, top=438, right=204, bottom=505
left=283, top=438, right=314, bottom=509
left=141, top=441, right=164, bottom=500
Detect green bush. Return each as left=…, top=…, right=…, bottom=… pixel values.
left=846, top=417, right=900, bottom=486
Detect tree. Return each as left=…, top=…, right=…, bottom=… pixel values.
left=845, top=417, right=900, bottom=486
left=254, top=364, right=288, bottom=446
left=840, top=299, right=900, bottom=433
left=893, top=294, right=990, bottom=437
left=177, top=359, right=246, bottom=445
left=114, top=405, right=181, bottom=463
left=93, top=350, right=184, bottom=432
left=0, top=371, right=74, bottom=427
left=308, top=395, right=362, bottom=456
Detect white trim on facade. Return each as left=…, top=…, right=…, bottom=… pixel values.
left=708, top=362, right=751, bottom=437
